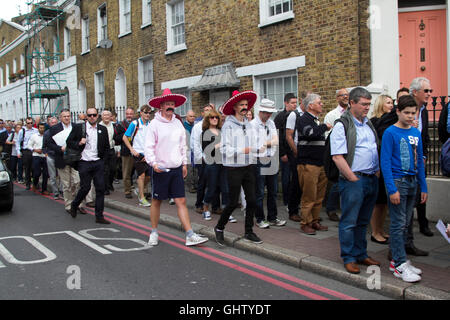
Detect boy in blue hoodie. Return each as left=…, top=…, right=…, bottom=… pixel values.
left=381, top=95, right=427, bottom=283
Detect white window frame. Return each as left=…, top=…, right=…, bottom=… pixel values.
left=81, top=17, right=90, bottom=54
left=13, top=59, right=17, bottom=74
left=20, top=54, right=25, bottom=71
left=64, top=27, right=71, bottom=59
left=255, top=70, right=298, bottom=112
left=258, top=0, right=294, bottom=28
left=0, top=67, right=3, bottom=87
left=142, top=0, right=152, bottom=28
left=6, top=63, right=10, bottom=85
left=119, top=0, right=132, bottom=37
left=95, top=71, right=105, bottom=109
left=165, top=0, right=186, bottom=55
left=97, top=4, right=108, bottom=45
left=138, top=56, right=154, bottom=106
left=173, top=88, right=190, bottom=117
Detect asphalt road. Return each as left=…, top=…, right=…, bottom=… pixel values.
left=0, top=185, right=389, bottom=305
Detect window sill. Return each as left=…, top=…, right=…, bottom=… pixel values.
left=258, top=11, right=295, bottom=28
left=141, top=22, right=152, bottom=29
left=165, top=44, right=187, bottom=55
left=118, top=31, right=132, bottom=39
left=81, top=50, right=90, bottom=56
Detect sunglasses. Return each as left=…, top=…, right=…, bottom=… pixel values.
left=142, top=111, right=151, bottom=114
left=26, top=122, right=33, bottom=125
left=423, top=89, right=433, bottom=93
left=210, top=116, right=220, bottom=120
left=87, top=113, right=98, bottom=117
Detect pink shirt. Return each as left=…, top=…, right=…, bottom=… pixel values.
left=144, top=112, right=187, bottom=169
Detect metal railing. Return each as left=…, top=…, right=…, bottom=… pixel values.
left=427, top=96, right=447, bottom=176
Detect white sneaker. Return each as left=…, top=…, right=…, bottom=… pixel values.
left=186, top=233, right=208, bottom=246
left=393, top=262, right=421, bottom=283
left=269, top=218, right=287, bottom=227
left=169, top=198, right=175, bottom=205
left=406, top=260, right=422, bottom=275
left=228, top=215, right=237, bottom=223
left=256, top=220, right=270, bottom=229
left=390, top=260, right=422, bottom=275
left=148, top=232, right=159, bottom=246
left=202, top=211, right=212, bottom=221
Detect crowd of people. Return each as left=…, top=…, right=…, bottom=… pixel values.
left=0, top=76, right=449, bottom=283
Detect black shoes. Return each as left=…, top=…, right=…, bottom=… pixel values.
left=244, top=232, right=263, bottom=244
left=405, top=245, right=429, bottom=256
left=96, top=217, right=110, bottom=224
left=420, top=227, right=434, bottom=237
left=69, top=206, right=77, bottom=218
left=371, top=235, right=389, bottom=245
left=215, top=228, right=225, bottom=246
left=327, top=211, right=340, bottom=222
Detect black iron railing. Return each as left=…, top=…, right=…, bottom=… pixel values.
left=427, top=96, right=447, bottom=176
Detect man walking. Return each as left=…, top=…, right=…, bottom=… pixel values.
left=27, top=123, right=49, bottom=195
left=123, top=105, right=152, bottom=207
left=48, top=109, right=85, bottom=214
left=16, top=117, right=38, bottom=190
left=215, top=90, right=262, bottom=245
left=145, top=88, right=208, bottom=247
left=68, top=107, right=110, bottom=224
left=330, top=87, right=381, bottom=274
left=114, top=107, right=135, bottom=199
left=99, top=110, right=116, bottom=195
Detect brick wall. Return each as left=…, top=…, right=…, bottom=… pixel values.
left=73, top=0, right=372, bottom=115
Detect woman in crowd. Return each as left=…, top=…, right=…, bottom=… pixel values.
left=201, top=110, right=230, bottom=221
left=370, top=94, right=394, bottom=244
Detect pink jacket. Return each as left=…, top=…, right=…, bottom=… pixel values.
left=144, top=111, right=187, bottom=169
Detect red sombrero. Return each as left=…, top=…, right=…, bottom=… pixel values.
left=148, top=88, right=187, bottom=109
left=221, top=90, right=257, bottom=116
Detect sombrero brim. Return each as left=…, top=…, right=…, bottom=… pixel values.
left=222, top=91, right=257, bottom=116
left=148, top=94, right=187, bottom=109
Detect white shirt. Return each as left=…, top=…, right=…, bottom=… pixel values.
left=81, top=123, right=99, bottom=161
left=324, top=105, right=346, bottom=138
left=100, top=121, right=114, bottom=149
left=250, top=117, right=278, bottom=158
left=27, top=132, right=45, bottom=157
left=190, top=120, right=204, bottom=165
left=16, top=127, right=38, bottom=156
left=286, top=110, right=304, bottom=145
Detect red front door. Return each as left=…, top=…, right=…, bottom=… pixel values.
left=399, top=9, right=447, bottom=120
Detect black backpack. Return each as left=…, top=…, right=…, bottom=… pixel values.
left=323, top=117, right=349, bottom=182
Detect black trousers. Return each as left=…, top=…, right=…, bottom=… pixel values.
left=216, top=166, right=256, bottom=234
left=21, top=149, right=33, bottom=187
left=104, top=148, right=116, bottom=190
left=72, top=159, right=105, bottom=218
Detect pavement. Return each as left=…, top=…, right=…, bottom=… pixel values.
left=102, top=182, right=450, bottom=300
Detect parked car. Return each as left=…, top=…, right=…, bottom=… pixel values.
left=0, top=153, right=13, bottom=211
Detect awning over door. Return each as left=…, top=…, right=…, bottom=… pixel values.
left=190, top=63, right=240, bottom=91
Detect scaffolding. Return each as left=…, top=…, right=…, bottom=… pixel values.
left=24, top=0, right=66, bottom=120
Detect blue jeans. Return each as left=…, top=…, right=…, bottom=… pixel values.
left=203, top=164, right=229, bottom=208
left=388, top=175, right=417, bottom=267
left=338, top=175, right=378, bottom=264
left=254, top=160, right=278, bottom=222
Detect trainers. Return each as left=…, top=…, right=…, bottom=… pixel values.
left=148, top=232, right=159, bottom=246
left=186, top=233, right=208, bottom=246
left=202, top=211, right=212, bottom=221
left=169, top=198, right=175, bottom=205
left=256, top=220, right=270, bottom=229
left=393, top=262, right=421, bottom=282
left=228, top=215, right=237, bottom=223
left=215, top=228, right=225, bottom=246
left=269, top=218, right=287, bottom=227
left=244, top=232, right=263, bottom=244
left=390, top=260, right=422, bottom=275
left=139, top=197, right=151, bottom=207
